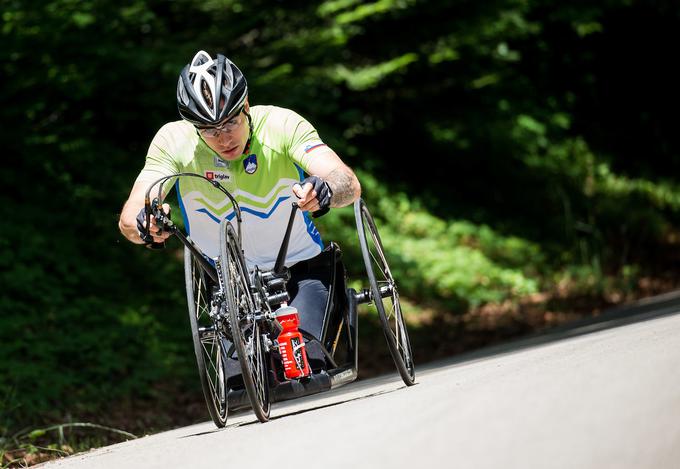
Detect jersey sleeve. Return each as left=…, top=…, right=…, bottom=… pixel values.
left=134, top=123, right=183, bottom=195
left=282, top=110, right=327, bottom=173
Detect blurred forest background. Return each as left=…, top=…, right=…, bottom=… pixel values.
left=2, top=0, right=680, bottom=463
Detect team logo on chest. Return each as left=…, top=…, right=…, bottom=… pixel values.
left=243, top=154, right=258, bottom=174
left=213, top=156, right=229, bottom=168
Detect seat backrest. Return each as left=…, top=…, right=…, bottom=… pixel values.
left=319, top=242, right=349, bottom=352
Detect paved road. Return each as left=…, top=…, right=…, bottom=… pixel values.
left=42, top=294, right=680, bottom=469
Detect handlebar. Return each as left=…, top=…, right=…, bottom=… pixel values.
left=139, top=172, right=244, bottom=283
left=141, top=173, right=304, bottom=292
left=140, top=172, right=243, bottom=243
left=143, top=172, right=243, bottom=236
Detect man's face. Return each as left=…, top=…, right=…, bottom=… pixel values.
left=198, top=103, right=250, bottom=160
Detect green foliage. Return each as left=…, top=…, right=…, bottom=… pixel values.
left=318, top=171, right=542, bottom=309
left=332, top=53, right=419, bottom=91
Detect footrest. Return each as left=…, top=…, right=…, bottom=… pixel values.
left=227, top=371, right=332, bottom=411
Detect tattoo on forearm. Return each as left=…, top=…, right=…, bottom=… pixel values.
left=326, top=168, right=357, bottom=207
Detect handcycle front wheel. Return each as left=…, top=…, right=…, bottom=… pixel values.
left=184, top=247, right=230, bottom=427
left=219, top=220, right=271, bottom=422
left=355, top=199, right=416, bottom=386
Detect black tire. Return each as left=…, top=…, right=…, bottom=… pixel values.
left=184, top=247, right=230, bottom=427
left=354, top=199, right=416, bottom=386
left=219, top=220, right=271, bottom=422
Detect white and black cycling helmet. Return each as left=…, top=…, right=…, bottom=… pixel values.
left=177, top=50, right=248, bottom=127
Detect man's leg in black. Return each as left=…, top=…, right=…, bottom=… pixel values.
left=288, top=268, right=331, bottom=371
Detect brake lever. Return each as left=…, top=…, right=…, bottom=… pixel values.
left=144, top=197, right=174, bottom=250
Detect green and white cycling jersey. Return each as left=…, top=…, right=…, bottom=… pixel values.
left=135, top=105, right=327, bottom=270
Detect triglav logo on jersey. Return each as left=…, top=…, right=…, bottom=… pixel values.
left=205, top=171, right=231, bottom=181
left=243, top=154, right=258, bottom=174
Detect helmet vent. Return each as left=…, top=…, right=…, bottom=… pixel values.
left=201, top=80, right=213, bottom=109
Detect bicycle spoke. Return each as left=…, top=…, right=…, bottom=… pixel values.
left=369, top=245, right=382, bottom=272
left=201, top=342, right=219, bottom=376
left=371, top=233, right=390, bottom=273
left=247, top=332, right=265, bottom=405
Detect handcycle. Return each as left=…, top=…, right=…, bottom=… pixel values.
left=142, top=173, right=415, bottom=425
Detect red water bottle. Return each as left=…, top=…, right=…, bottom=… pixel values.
left=275, top=306, right=311, bottom=380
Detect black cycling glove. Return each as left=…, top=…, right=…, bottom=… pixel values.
left=136, top=207, right=166, bottom=249
left=300, top=175, right=333, bottom=218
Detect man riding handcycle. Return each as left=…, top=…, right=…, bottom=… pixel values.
left=118, top=51, right=415, bottom=425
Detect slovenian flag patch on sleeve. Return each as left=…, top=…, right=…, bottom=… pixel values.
left=303, top=142, right=327, bottom=153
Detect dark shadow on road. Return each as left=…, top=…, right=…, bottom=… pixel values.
left=178, top=386, right=406, bottom=436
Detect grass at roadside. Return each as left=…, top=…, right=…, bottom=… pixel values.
left=1, top=423, right=136, bottom=468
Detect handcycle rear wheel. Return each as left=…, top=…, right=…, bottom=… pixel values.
left=219, top=220, right=271, bottom=422
left=184, top=247, right=230, bottom=427
left=355, top=199, right=416, bottom=386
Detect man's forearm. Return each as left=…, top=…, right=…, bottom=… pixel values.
left=326, top=166, right=361, bottom=208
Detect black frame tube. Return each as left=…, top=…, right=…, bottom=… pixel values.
left=174, top=228, right=219, bottom=283
left=273, top=203, right=299, bottom=274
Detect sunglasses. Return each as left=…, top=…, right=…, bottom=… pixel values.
left=196, top=108, right=244, bottom=138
